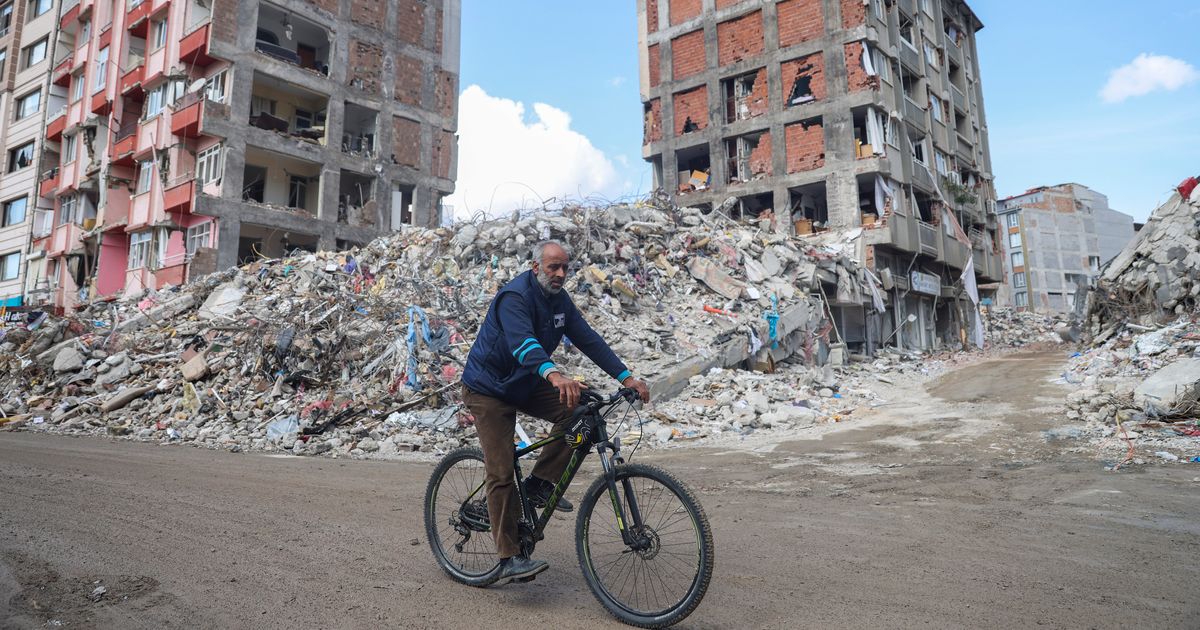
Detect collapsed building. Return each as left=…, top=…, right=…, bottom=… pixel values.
left=637, top=0, right=1006, bottom=353
left=0, top=200, right=1056, bottom=455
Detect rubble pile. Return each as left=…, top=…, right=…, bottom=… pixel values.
left=1085, top=181, right=1200, bottom=338
left=0, top=200, right=881, bottom=457
left=641, top=347, right=948, bottom=444
left=983, top=307, right=1067, bottom=347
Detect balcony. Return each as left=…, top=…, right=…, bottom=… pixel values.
left=40, top=168, right=61, bottom=197
left=911, top=160, right=934, bottom=191
left=126, top=0, right=152, bottom=36
left=917, top=220, right=939, bottom=256
left=950, top=84, right=967, bottom=113
left=112, top=122, right=138, bottom=165
left=943, top=32, right=963, bottom=66
left=91, top=90, right=111, bottom=115
left=179, top=23, right=215, bottom=67
left=955, top=133, right=974, bottom=164
left=53, top=55, right=74, bottom=86
left=33, top=210, right=55, bottom=239
left=163, top=179, right=195, bottom=214
left=903, top=97, right=927, bottom=131
left=47, top=110, right=67, bottom=141
left=899, top=42, right=922, bottom=73
left=59, top=0, right=81, bottom=29
left=170, top=93, right=203, bottom=138
left=120, top=64, right=145, bottom=97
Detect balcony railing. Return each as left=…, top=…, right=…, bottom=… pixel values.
left=903, top=96, right=927, bottom=129
left=955, top=133, right=974, bottom=163
left=917, top=220, right=939, bottom=255
left=951, top=84, right=967, bottom=112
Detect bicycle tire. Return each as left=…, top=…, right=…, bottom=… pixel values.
left=575, top=463, right=714, bottom=628
left=424, top=446, right=502, bottom=587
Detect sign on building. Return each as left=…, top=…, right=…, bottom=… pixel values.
left=910, top=271, right=940, bottom=295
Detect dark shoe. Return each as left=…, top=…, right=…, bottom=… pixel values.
left=526, top=476, right=573, bottom=512
left=495, top=554, right=548, bottom=585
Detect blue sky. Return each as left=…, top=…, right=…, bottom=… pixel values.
left=454, top=0, right=1200, bottom=221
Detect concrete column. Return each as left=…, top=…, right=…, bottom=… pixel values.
left=215, top=215, right=242, bottom=270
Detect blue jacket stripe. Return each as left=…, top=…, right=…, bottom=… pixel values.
left=512, top=337, right=538, bottom=357
left=517, top=343, right=543, bottom=363
left=616, top=369, right=632, bottom=382
left=537, top=362, right=556, bottom=377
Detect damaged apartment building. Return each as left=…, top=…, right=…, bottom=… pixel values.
left=24, top=0, right=460, bottom=311
left=637, top=0, right=1005, bottom=352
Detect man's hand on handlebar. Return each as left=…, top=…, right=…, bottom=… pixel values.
left=548, top=372, right=588, bottom=409
left=621, top=376, right=651, bottom=404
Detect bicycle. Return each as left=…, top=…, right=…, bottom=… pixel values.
left=423, top=388, right=714, bottom=628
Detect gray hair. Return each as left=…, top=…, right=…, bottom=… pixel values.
left=532, top=239, right=571, bottom=264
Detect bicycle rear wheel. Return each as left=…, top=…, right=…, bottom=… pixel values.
left=424, top=446, right=501, bottom=586
left=576, top=463, right=714, bottom=628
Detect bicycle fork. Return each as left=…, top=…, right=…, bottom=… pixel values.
left=597, top=445, right=650, bottom=551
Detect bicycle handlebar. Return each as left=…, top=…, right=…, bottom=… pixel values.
left=579, top=387, right=639, bottom=409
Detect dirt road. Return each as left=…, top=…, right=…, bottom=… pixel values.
left=2, top=350, right=1198, bottom=629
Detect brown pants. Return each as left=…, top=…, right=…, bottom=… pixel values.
left=462, top=382, right=575, bottom=559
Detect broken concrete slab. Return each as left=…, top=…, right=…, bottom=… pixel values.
left=52, top=347, right=85, bottom=373
left=1134, top=358, right=1200, bottom=415
left=197, top=284, right=245, bottom=321
left=181, top=353, right=210, bottom=382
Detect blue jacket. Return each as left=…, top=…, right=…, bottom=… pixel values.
left=462, top=270, right=631, bottom=404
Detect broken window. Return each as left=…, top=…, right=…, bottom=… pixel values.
left=853, top=107, right=886, bottom=158
left=250, top=72, right=329, bottom=141
left=929, top=91, right=944, bottom=122
left=391, top=183, right=415, bottom=228
left=786, top=62, right=817, bottom=106
left=681, top=117, right=700, bottom=133
left=900, top=68, right=920, bottom=102
left=288, top=175, right=308, bottom=208
left=934, top=151, right=948, bottom=176
left=255, top=2, right=330, bottom=74
left=788, top=182, right=828, bottom=233
left=910, top=134, right=928, bottom=167
left=675, top=145, right=711, bottom=194
left=342, top=101, right=378, bottom=157
left=724, top=132, right=769, bottom=183
left=338, top=170, right=377, bottom=226
left=722, top=71, right=762, bottom=123
left=899, top=17, right=916, bottom=50
left=923, top=38, right=939, bottom=68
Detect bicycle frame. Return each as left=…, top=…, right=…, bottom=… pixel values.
left=461, top=398, right=648, bottom=552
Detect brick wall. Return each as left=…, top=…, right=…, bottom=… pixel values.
left=395, top=53, right=422, bottom=106
left=781, top=53, right=826, bottom=104
left=644, top=99, right=662, bottom=144
left=303, top=0, right=339, bottom=15
left=777, top=0, right=823, bottom=48
left=844, top=43, right=877, bottom=92
left=841, top=0, right=866, bottom=29
left=392, top=116, right=421, bottom=167
left=671, top=30, right=706, bottom=81
left=351, top=0, right=386, bottom=27
left=785, top=118, right=825, bottom=173
left=669, top=0, right=702, bottom=25
left=716, top=0, right=745, bottom=9
left=435, top=70, right=456, bottom=120
left=349, top=41, right=384, bottom=95
left=648, top=44, right=661, bottom=88
left=673, top=86, right=708, bottom=136
left=717, top=11, right=764, bottom=66
left=433, top=129, right=454, bottom=180
left=210, top=0, right=238, bottom=49
left=397, top=0, right=425, bottom=46
left=748, top=131, right=772, bottom=177
left=647, top=0, right=659, bottom=33
left=744, top=67, right=769, bottom=118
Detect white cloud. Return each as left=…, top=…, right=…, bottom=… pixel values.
left=608, top=76, right=627, bottom=88
left=446, top=85, right=622, bottom=217
left=1100, top=53, right=1200, bottom=103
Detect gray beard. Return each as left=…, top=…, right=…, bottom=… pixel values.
left=536, top=270, right=562, bottom=295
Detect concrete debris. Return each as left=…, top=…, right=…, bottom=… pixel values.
left=1, top=198, right=1054, bottom=458
left=1086, top=182, right=1200, bottom=336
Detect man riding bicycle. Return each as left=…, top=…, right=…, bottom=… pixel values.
left=461, top=240, right=651, bottom=585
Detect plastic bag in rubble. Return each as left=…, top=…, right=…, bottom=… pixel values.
left=267, top=415, right=300, bottom=444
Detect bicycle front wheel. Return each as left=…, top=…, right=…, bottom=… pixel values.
left=576, top=463, right=714, bottom=628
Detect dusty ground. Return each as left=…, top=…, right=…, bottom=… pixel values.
left=1, top=350, right=1198, bottom=629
